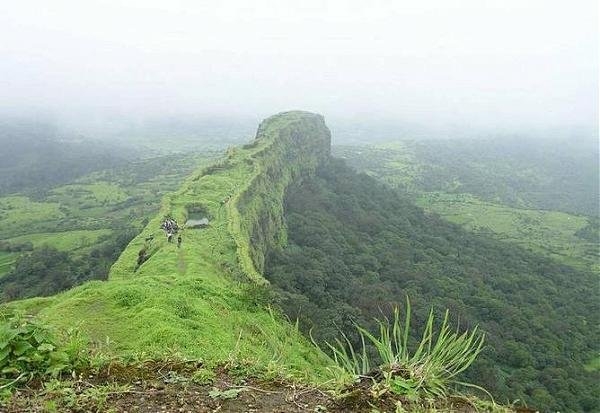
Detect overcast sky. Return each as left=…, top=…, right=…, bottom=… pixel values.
left=0, top=0, right=597, bottom=134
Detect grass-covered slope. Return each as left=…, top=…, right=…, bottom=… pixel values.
left=5, top=111, right=331, bottom=377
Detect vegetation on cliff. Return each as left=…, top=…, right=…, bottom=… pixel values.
left=265, top=159, right=599, bottom=412
left=4, top=112, right=333, bottom=378
left=2, top=112, right=594, bottom=411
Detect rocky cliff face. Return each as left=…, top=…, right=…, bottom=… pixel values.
left=103, top=110, right=331, bottom=284
left=230, top=111, right=331, bottom=280
left=6, top=111, right=333, bottom=371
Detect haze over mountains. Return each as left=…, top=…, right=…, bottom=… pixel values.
left=1, top=0, right=597, bottom=138
left=0, top=1, right=598, bottom=412
left=1, top=110, right=598, bottom=412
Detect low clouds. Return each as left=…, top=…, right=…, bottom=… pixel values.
left=1, top=0, right=597, bottom=134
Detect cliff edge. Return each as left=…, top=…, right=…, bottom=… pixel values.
left=7, top=111, right=332, bottom=375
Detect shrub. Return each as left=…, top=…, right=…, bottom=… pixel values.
left=0, top=313, right=80, bottom=389
left=326, top=299, right=485, bottom=399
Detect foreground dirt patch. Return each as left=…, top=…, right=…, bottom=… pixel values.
left=2, top=361, right=516, bottom=412
left=3, top=361, right=334, bottom=413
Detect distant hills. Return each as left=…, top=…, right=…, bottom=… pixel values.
left=2, top=112, right=597, bottom=412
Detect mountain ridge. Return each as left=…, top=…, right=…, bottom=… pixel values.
left=6, top=111, right=332, bottom=376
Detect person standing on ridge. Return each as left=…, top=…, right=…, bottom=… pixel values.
left=177, top=235, right=182, bottom=248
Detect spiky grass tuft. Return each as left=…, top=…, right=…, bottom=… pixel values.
left=326, top=298, right=485, bottom=399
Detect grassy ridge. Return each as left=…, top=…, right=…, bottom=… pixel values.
left=231, top=112, right=330, bottom=278
left=6, top=111, right=332, bottom=378
left=0, top=152, right=215, bottom=283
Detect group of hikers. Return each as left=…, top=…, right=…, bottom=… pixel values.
left=136, top=216, right=184, bottom=271
left=161, top=217, right=182, bottom=247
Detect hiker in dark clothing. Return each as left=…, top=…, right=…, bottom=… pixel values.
left=177, top=235, right=182, bottom=248
left=161, top=217, right=179, bottom=235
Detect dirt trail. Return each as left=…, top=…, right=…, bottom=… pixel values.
left=3, top=365, right=335, bottom=413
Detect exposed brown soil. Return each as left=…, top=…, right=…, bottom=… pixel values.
left=2, top=360, right=333, bottom=413
left=4, top=378, right=328, bottom=412
left=1, top=362, right=513, bottom=412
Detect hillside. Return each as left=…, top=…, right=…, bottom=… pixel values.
left=0, top=120, right=134, bottom=197
left=5, top=111, right=332, bottom=376
left=2, top=112, right=558, bottom=412
left=335, top=137, right=599, bottom=217
left=265, top=160, right=599, bottom=412
left=335, top=141, right=599, bottom=272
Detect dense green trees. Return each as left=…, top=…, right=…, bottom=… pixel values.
left=336, top=136, right=599, bottom=217
left=1, top=247, right=74, bottom=301
left=0, top=228, right=138, bottom=302
left=576, top=217, right=600, bottom=243
left=265, top=159, right=599, bottom=412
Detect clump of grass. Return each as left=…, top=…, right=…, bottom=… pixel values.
left=326, top=299, right=485, bottom=400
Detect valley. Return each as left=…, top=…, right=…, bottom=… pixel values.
left=1, top=112, right=598, bottom=412
left=0, top=152, right=218, bottom=287
left=335, top=142, right=599, bottom=273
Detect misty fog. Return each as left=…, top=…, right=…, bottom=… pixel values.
left=1, top=4, right=599, bottom=412
left=0, top=0, right=598, bottom=142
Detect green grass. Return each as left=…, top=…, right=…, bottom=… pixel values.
left=584, top=356, right=600, bottom=372
left=5, top=112, right=332, bottom=381
left=335, top=144, right=598, bottom=273
left=416, top=192, right=598, bottom=272
left=50, top=183, right=128, bottom=205
left=6, top=230, right=112, bottom=253
left=0, top=196, right=64, bottom=238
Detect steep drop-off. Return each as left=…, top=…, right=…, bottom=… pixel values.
left=7, top=111, right=331, bottom=376
left=265, top=159, right=600, bottom=412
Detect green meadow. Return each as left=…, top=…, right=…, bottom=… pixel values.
left=50, top=182, right=128, bottom=205
left=416, top=192, right=598, bottom=271
left=0, top=196, right=64, bottom=237
left=335, top=143, right=599, bottom=273
left=6, top=229, right=112, bottom=252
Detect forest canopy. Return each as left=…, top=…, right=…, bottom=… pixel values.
left=265, top=159, right=599, bottom=412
